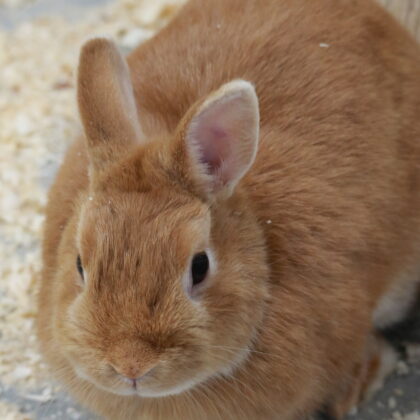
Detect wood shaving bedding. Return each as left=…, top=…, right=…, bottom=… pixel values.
left=0, top=400, right=32, bottom=420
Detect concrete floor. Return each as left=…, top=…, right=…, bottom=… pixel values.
left=0, top=1, right=419, bottom=419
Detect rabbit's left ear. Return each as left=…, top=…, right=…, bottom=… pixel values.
left=77, top=38, right=144, bottom=171
left=176, top=80, right=260, bottom=198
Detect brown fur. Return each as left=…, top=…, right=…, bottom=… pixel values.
left=37, top=0, right=420, bottom=419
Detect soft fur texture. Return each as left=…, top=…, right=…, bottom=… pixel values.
left=37, top=0, right=420, bottom=419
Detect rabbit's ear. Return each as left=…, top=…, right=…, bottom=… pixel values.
left=178, top=80, right=259, bottom=197
left=77, top=38, right=143, bottom=171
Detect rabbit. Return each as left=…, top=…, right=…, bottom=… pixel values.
left=36, top=0, right=420, bottom=419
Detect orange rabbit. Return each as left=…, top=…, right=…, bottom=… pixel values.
left=37, top=0, right=420, bottom=419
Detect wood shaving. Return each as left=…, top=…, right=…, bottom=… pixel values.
left=22, top=386, right=54, bottom=403
left=0, top=401, right=32, bottom=420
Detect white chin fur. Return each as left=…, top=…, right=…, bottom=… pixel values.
left=137, top=377, right=201, bottom=398
left=74, top=366, right=137, bottom=396
left=75, top=365, right=201, bottom=398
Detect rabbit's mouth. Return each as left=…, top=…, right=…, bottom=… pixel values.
left=135, top=376, right=203, bottom=398
left=73, top=364, right=144, bottom=396
left=73, top=362, right=207, bottom=398
left=66, top=325, right=256, bottom=399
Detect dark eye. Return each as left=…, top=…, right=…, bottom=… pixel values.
left=76, top=255, right=84, bottom=281
left=191, top=252, right=209, bottom=286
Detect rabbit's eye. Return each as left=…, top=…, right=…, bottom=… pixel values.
left=191, top=252, right=209, bottom=286
left=76, top=255, right=84, bottom=281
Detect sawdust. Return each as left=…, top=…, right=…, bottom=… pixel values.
left=0, top=400, right=32, bottom=420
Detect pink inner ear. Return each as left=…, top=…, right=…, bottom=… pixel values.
left=191, top=97, right=242, bottom=185
left=199, top=126, right=230, bottom=172
left=186, top=82, right=259, bottom=193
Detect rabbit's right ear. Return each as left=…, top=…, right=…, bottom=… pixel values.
left=77, top=38, right=143, bottom=171
left=174, top=80, right=259, bottom=199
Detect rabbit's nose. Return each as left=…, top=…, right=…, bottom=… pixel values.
left=111, top=362, right=154, bottom=385
left=108, top=339, right=158, bottom=385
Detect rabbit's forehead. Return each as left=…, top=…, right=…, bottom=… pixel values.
left=94, top=193, right=209, bottom=238
left=79, top=192, right=210, bottom=266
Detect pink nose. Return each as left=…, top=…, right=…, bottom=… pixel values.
left=112, top=364, right=142, bottom=379
left=111, top=362, right=154, bottom=383
left=108, top=340, right=157, bottom=385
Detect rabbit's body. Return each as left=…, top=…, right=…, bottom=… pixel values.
left=37, top=0, right=420, bottom=419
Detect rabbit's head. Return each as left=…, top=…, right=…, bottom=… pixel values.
left=57, top=38, right=268, bottom=398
